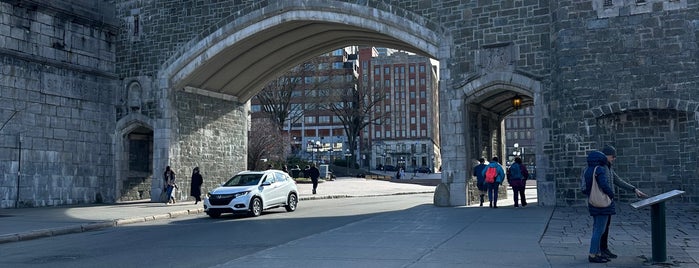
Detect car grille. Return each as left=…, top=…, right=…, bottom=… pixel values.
left=209, top=195, right=234, bottom=206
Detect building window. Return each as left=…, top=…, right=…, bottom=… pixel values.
left=374, top=67, right=380, bottom=75
left=305, top=116, right=315, bottom=124
left=410, top=79, right=415, bottom=86
left=409, top=65, right=415, bottom=73
left=420, top=78, right=426, bottom=85
left=384, top=67, right=390, bottom=74
left=419, top=65, right=426, bottom=72
left=318, top=116, right=330, bottom=124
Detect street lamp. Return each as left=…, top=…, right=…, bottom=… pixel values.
left=345, top=149, right=351, bottom=168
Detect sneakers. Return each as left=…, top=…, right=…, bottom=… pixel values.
left=601, top=248, right=618, bottom=259
left=588, top=255, right=609, bottom=263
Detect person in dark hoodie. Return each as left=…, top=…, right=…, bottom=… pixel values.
left=582, top=150, right=616, bottom=263
left=598, top=145, right=648, bottom=260
left=583, top=145, right=647, bottom=263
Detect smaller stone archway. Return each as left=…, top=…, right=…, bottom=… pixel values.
left=115, top=114, right=156, bottom=202
left=435, top=71, right=544, bottom=207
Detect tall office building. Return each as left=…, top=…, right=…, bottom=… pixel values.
left=360, top=48, right=440, bottom=173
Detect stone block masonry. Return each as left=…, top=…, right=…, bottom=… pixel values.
left=0, top=0, right=118, bottom=208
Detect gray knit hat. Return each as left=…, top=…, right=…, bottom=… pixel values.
left=602, top=144, right=617, bottom=156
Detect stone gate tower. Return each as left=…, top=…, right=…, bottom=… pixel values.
left=0, top=0, right=697, bottom=208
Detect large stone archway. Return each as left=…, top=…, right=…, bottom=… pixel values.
left=151, top=1, right=452, bottom=203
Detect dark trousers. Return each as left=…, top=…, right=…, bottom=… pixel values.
left=311, top=178, right=319, bottom=191
left=601, top=215, right=612, bottom=250
left=510, top=180, right=527, bottom=207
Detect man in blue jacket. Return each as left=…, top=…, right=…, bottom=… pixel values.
left=481, top=156, right=505, bottom=208
left=472, top=158, right=487, bottom=206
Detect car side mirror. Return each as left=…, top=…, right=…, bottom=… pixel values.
left=261, top=181, right=271, bottom=186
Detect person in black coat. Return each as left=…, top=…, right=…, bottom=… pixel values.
left=307, top=163, right=320, bottom=194
left=190, top=167, right=203, bottom=204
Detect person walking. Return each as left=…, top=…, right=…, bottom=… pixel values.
left=307, top=163, right=320, bottom=194
left=190, top=167, right=203, bottom=204
left=597, top=145, right=647, bottom=260
left=472, top=158, right=488, bottom=206
left=507, top=157, right=527, bottom=207
left=163, top=166, right=176, bottom=204
left=481, top=156, right=505, bottom=208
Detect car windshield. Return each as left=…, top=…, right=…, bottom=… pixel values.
left=223, top=174, right=262, bottom=186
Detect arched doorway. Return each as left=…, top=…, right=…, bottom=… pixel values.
left=116, top=117, right=155, bottom=202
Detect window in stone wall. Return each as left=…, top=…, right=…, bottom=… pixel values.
left=604, top=0, right=613, bottom=6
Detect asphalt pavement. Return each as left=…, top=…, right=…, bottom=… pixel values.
left=1, top=174, right=698, bottom=267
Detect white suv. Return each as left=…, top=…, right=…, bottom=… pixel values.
left=204, top=170, right=298, bottom=218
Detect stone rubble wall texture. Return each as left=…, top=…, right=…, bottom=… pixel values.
left=0, top=0, right=697, bottom=207
left=0, top=0, right=118, bottom=207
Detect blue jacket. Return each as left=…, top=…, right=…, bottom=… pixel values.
left=473, top=163, right=487, bottom=184
left=583, top=151, right=616, bottom=215
left=481, top=162, right=506, bottom=184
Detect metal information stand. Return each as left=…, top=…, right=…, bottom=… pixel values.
left=630, top=189, right=685, bottom=264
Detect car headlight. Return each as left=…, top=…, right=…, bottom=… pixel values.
left=233, top=191, right=250, bottom=198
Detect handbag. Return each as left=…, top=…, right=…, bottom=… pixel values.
left=588, top=166, right=612, bottom=207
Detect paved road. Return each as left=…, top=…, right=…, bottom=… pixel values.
left=0, top=177, right=697, bottom=267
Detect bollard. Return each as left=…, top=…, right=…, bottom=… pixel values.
left=650, top=202, right=666, bottom=263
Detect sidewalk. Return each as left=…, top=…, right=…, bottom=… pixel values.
left=1, top=178, right=697, bottom=267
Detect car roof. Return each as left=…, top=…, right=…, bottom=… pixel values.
left=237, top=169, right=283, bottom=175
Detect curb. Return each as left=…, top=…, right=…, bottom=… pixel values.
left=0, top=208, right=207, bottom=245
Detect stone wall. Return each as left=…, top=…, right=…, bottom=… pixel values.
left=0, top=0, right=118, bottom=208
left=550, top=0, right=699, bottom=205
left=166, top=90, right=248, bottom=202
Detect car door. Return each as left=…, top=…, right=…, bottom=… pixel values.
left=260, top=172, right=283, bottom=206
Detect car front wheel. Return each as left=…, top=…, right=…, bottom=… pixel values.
left=249, top=197, right=262, bottom=217
left=285, top=193, right=298, bottom=212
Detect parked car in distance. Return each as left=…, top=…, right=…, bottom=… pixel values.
left=383, top=165, right=397, bottom=171
left=204, top=169, right=298, bottom=218
left=414, top=166, right=431, bottom=173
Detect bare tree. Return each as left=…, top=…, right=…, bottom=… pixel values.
left=255, top=57, right=337, bottom=131
left=247, top=117, right=287, bottom=170
left=319, top=77, right=388, bottom=168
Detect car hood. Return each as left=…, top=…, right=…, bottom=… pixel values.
left=210, top=185, right=257, bottom=194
